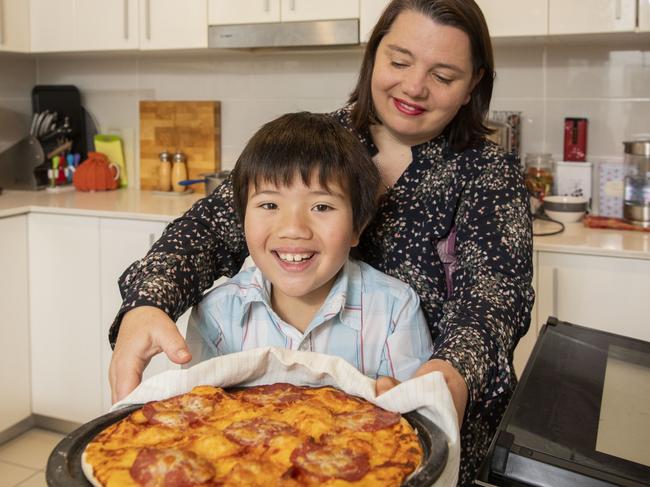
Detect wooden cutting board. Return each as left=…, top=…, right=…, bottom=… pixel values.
left=139, top=101, right=221, bottom=193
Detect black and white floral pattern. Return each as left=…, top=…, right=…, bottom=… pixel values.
left=110, top=105, right=534, bottom=486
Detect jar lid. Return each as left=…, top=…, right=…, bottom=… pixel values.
left=159, top=151, right=171, bottom=162
left=525, top=153, right=554, bottom=166
left=623, top=140, right=650, bottom=157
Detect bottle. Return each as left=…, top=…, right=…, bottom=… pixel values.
left=171, top=150, right=188, bottom=193
left=158, top=151, right=172, bottom=191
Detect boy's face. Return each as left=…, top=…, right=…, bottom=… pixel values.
left=244, top=172, right=359, bottom=306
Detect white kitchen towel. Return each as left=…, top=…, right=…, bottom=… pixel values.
left=112, top=347, right=460, bottom=487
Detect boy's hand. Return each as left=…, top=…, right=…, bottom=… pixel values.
left=109, top=306, right=192, bottom=404
left=374, top=359, right=468, bottom=427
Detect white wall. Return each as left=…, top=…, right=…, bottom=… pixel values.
left=1, top=41, right=649, bottom=174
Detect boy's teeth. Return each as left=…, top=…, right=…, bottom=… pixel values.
left=278, top=252, right=313, bottom=262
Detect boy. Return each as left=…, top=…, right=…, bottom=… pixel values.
left=186, top=112, right=433, bottom=381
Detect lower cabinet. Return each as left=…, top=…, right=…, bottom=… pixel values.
left=512, top=251, right=539, bottom=378
left=28, top=213, right=102, bottom=424
left=537, top=251, right=650, bottom=342
left=0, top=215, right=31, bottom=432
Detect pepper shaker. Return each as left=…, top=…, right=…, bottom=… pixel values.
left=171, top=150, right=188, bottom=193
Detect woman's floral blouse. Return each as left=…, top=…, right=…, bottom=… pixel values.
left=110, top=105, right=534, bottom=485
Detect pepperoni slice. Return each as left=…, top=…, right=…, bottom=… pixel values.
left=290, top=440, right=370, bottom=482
left=235, top=383, right=310, bottom=406
left=129, top=448, right=215, bottom=487
left=334, top=406, right=401, bottom=432
left=224, top=418, right=297, bottom=446
left=141, top=394, right=215, bottom=427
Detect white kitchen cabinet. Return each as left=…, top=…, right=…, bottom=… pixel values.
left=640, top=0, right=650, bottom=31
left=139, top=0, right=208, bottom=50
left=477, top=0, right=548, bottom=37
left=30, top=0, right=138, bottom=52
left=28, top=213, right=103, bottom=424
left=208, top=0, right=358, bottom=25
left=280, top=0, right=359, bottom=22
left=0, top=216, right=31, bottom=433
left=98, top=217, right=188, bottom=412
left=208, top=0, right=281, bottom=24
left=548, top=0, right=637, bottom=34
left=537, top=251, right=650, bottom=342
left=75, top=0, right=139, bottom=51
left=0, top=0, right=30, bottom=52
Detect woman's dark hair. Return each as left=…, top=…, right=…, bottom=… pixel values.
left=232, top=112, right=381, bottom=234
left=349, top=0, right=494, bottom=152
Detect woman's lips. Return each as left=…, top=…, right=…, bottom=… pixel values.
left=393, top=97, right=425, bottom=116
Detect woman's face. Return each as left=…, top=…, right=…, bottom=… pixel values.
left=371, top=9, right=481, bottom=146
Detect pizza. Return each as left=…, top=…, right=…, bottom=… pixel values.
left=82, top=383, right=423, bottom=486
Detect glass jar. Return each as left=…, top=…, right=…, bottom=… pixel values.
left=623, top=139, right=650, bottom=227
left=524, top=153, right=554, bottom=213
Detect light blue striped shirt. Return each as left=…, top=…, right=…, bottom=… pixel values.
left=186, top=259, right=433, bottom=381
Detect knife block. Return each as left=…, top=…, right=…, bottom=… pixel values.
left=0, top=136, right=48, bottom=190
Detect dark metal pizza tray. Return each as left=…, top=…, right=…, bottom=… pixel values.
left=47, top=403, right=448, bottom=486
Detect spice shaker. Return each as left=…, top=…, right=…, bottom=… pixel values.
left=171, top=150, right=188, bottom=193
left=158, top=150, right=172, bottom=191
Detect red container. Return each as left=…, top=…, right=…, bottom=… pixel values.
left=564, top=118, right=588, bottom=161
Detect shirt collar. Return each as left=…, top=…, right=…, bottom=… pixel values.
left=237, top=260, right=362, bottom=332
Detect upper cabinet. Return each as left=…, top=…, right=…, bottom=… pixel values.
left=31, top=0, right=138, bottom=52
left=139, top=0, right=208, bottom=50
left=477, top=0, right=548, bottom=37
left=360, top=0, right=388, bottom=42
left=0, top=0, right=31, bottom=52
left=30, top=0, right=207, bottom=52
left=208, top=0, right=358, bottom=24
left=549, top=0, right=637, bottom=34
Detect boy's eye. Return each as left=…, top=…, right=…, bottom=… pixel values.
left=313, top=204, right=333, bottom=212
left=259, top=202, right=277, bottom=210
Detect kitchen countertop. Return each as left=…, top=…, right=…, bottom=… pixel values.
left=1, top=189, right=649, bottom=260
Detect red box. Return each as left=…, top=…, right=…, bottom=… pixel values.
left=564, top=118, right=588, bottom=161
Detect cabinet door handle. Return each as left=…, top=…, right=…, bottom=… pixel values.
left=615, top=0, right=622, bottom=20
left=145, top=0, right=151, bottom=40
left=264, top=0, right=270, bottom=13
left=149, top=233, right=156, bottom=247
left=290, top=0, right=296, bottom=11
left=124, top=0, right=129, bottom=39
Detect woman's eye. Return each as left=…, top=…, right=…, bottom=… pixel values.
left=391, top=61, right=408, bottom=69
left=313, top=204, right=333, bottom=212
left=433, top=74, right=453, bottom=84
left=260, top=202, right=277, bottom=210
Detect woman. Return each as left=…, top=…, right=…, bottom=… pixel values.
left=109, top=1, right=534, bottom=484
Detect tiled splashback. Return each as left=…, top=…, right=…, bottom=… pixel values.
left=0, top=42, right=648, bottom=176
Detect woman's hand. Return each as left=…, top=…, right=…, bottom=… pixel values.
left=375, top=359, right=469, bottom=427
left=109, top=306, right=192, bottom=404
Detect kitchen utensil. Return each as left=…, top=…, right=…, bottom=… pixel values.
left=73, top=152, right=120, bottom=191
left=178, top=170, right=230, bottom=194
left=157, top=150, right=172, bottom=191
left=623, top=139, right=650, bottom=228
left=543, top=195, right=588, bottom=223
left=171, top=150, right=188, bottom=193
left=47, top=400, right=448, bottom=487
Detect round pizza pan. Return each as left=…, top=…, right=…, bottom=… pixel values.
left=46, top=404, right=448, bottom=486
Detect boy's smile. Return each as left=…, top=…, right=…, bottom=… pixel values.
left=244, top=173, right=359, bottom=324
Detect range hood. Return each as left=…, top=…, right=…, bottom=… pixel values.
left=208, top=19, right=359, bottom=49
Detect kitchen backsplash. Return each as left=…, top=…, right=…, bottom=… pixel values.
left=0, top=42, right=648, bottom=175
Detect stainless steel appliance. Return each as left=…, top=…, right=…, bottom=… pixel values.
left=623, top=139, right=650, bottom=227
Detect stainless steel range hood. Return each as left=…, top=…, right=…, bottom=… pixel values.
left=208, top=19, right=359, bottom=49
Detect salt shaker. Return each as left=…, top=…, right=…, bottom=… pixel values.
left=158, top=150, right=172, bottom=191
left=171, top=150, right=188, bottom=193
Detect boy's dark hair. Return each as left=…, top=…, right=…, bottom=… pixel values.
left=232, top=112, right=380, bottom=234
left=349, top=0, right=494, bottom=152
